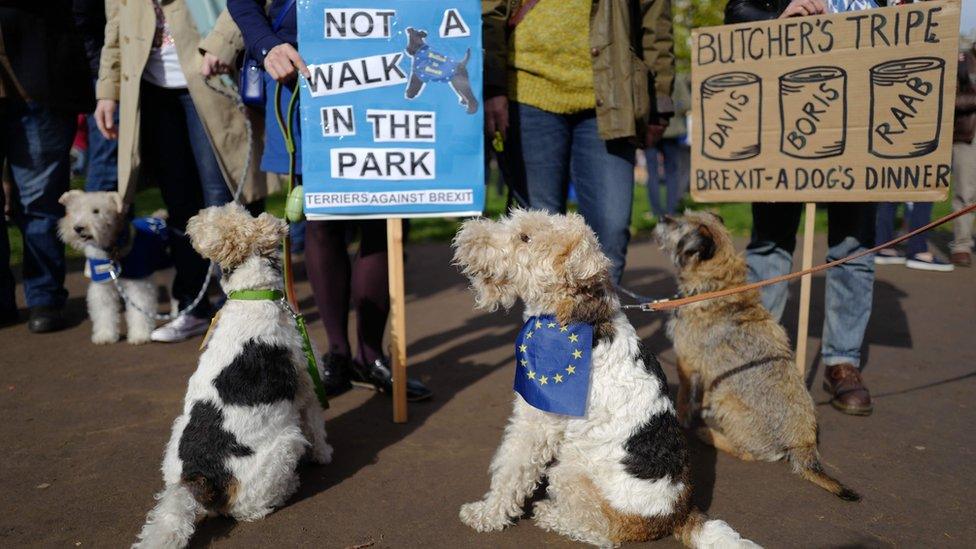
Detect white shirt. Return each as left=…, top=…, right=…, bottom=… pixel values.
left=142, top=0, right=188, bottom=88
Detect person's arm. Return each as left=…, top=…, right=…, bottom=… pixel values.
left=95, top=0, right=120, bottom=102
left=226, top=0, right=285, bottom=63
left=641, top=0, right=675, bottom=119
left=199, top=9, right=244, bottom=70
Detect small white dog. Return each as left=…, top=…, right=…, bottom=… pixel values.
left=133, top=204, right=332, bottom=548
left=58, top=190, right=167, bottom=344
left=452, top=210, right=758, bottom=548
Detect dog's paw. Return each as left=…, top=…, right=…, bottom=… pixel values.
left=91, top=331, right=119, bottom=345
left=459, top=500, right=511, bottom=532
left=311, top=443, right=333, bottom=465
left=126, top=333, right=151, bottom=345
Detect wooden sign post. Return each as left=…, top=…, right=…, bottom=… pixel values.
left=690, top=1, right=960, bottom=372
left=297, top=1, right=486, bottom=421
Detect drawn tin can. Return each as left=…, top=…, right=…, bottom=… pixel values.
left=700, top=72, right=762, bottom=161
left=779, top=66, right=847, bottom=159
left=869, top=57, right=945, bottom=159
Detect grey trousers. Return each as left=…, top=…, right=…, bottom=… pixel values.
left=951, top=136, right=976, bottom=254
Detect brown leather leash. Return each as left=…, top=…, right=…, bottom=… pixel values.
left=623, top=203, right=976, bottom=313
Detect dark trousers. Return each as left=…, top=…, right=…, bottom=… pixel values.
left=139, top=82, right=226, bottom=318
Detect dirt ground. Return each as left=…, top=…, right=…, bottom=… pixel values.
left=1, top=236, right=974, bottom=548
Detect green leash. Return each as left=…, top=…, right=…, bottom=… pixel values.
left=227, top=289, right=330, bottom=410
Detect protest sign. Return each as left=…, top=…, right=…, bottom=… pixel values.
left=690, top=0, right=960, bottom=203
left=298, top=0, right=484, bottom=219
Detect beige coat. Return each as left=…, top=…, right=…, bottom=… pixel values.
left=97, top=0, right=274, bottom=204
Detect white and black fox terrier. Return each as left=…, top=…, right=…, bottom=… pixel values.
left=58, top=190, right=169, bottom=344
left=133, top=204, right=332, bottom=548
left=453, top=210, right=759, bottom=548
left=404, top=27, right=479, bottom=114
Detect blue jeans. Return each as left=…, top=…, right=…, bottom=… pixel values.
left=746, top=203, right=876, bottom=368
left=85, top=82, right=119, bottom=192
left=140, top=82, right=229, bottom=318
left=645, top=137, right=689, bottom=217
left=0, top=99, right=74, bottom=310
left=504, top=103, right=635, bottom=284
left=875, top=202, right=932, bottom=256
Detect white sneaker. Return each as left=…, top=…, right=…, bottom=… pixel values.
left=905, top=253, right=954, bottom=272
left=150, top=314, right=210, bottom=343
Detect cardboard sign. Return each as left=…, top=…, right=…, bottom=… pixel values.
left=690, top=0, right=960, bottom=203
left=298, top=0, right=484, bottom=219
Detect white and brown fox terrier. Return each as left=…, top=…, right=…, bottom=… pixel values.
left=453, top=210, right=759, bottom=548
left=58, top=190, right=169, bottom=344
left=133, top=204, right=332, bottom=548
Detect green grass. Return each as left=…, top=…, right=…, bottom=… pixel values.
left=4, top=170, right=957, bottom=266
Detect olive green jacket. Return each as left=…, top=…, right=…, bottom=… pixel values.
left=482, top=0, right=675, bottom=144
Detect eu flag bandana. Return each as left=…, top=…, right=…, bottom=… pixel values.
left=412, top=45, right=459, bottom=83
left=514, top=315, right=593, bottom=417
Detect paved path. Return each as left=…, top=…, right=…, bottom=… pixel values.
left=1, top=237, right=974, bottom=548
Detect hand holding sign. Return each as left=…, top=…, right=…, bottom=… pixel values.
left=781, top=0, right=827, bottom=18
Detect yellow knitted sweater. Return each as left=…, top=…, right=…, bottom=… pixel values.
left=508, top=0, right=596, bottom=114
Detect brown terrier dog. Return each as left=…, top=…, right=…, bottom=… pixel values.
left=654, top=212, right=860, bottom=502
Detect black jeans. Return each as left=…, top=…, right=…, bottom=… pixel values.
left=139, top=82, right=218, bottom=319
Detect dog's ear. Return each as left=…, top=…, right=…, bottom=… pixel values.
left=251, top=212, right=288, bottom=256
left=108, top=192, right=127, bottom=215
left=707, top=211, right=725, bottom=225
left=58, top=190, right=83, bottom=207
left=677, top=224, right=716, bottom=267
left=419, top=29, right=428, bottom=38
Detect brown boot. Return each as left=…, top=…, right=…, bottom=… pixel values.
left=823, top=364, right=873, bottom=416
left=950, top=252, right=971, bottom=267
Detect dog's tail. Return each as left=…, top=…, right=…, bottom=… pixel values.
left=788, top=444, right=860, bottom=501
left=674, top=507, right=762, bottom=548
left=460, top=48, right=471, bottom=66
left=132, top=483, right=201, bottom=549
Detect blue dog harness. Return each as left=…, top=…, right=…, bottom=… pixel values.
left=411, top=45, right=458, bottom=83
left=86, top=217, right=171, bottom=283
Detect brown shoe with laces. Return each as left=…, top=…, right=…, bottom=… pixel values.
left=950, top=252, right=971, bottom=267
left=823, top=364, right=873, bottom=416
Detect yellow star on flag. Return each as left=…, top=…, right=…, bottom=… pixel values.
left=554, top=374, right=564, bottom=383
left=568, top=333, right=579, bottom=343
left=520, top=358, right=528, bottom=366
left=566, top=365, right=576, bottom=374
left=539, top=375, right=548, bottom=385
left=572, top=349, right=583, bottom=359
left=535, top=320, right=543, bottom=329
left=547, top=322, right=556, bottom=328
left=526, top=331, right=533, bottom=339
left=559, top=325, right=569, bottom=332
left=527, top=370, right=536, bottom=379
left=519, top=344, right=527, bottom=353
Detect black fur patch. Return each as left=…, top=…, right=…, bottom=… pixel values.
left=621, top=411, right=688, bottom=481
left=213, top=339, right=298, bottom=406
left=676, top=227, right=715, bottom=266
left=179, top=400, right=253, bottom=511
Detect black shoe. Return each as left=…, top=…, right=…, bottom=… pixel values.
left=0, top=307, right=18, bottom=327
left=28, top=306, right=65, bottom=334
left=321, top=353, right=353, bottom=397
left=353, top=358, right=433, bottom=402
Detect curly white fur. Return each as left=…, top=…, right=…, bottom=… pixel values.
left=58, top=190, right=157, bottom=344
left=133, top=205, right=331, bottom=548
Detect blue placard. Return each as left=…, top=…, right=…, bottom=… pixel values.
left=297, top=0, right=485, bottom=219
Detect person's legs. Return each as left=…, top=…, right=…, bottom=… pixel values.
left=504, top=102, right=571, bottom=213
left=745, top=203, right=802, bottom=320
left=905, top=201, right=933, bottom=257
left=180, top=93, right=232, bottom=208
left=3, top=100, right=73, bottom=316
left=351, top=220, right=388, bottom=365
left=660, top=138, right=684, bottom=215
left=822, top=203, right=875, bottom=369
left=569, top=112, right=636, bottom=285
left=304, top=220, right=352, bottom=358
left=644, top=144, right=664, bottom=217
left=140, top=83, right=212, bottom=320
left=874, top=202, right=897, bottom=246
left=951, top=138, right=976, bottom=257
left=666, top=139, right=690, bottom=215
left=0, top=147, right=16, bottom=320
left=84, top=81, right=118, bottom=192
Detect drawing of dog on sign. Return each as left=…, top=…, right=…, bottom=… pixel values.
left=404, top=27, right=479, bottom=114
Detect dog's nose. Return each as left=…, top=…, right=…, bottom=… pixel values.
left=74, top=226, right=85, bottom=234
